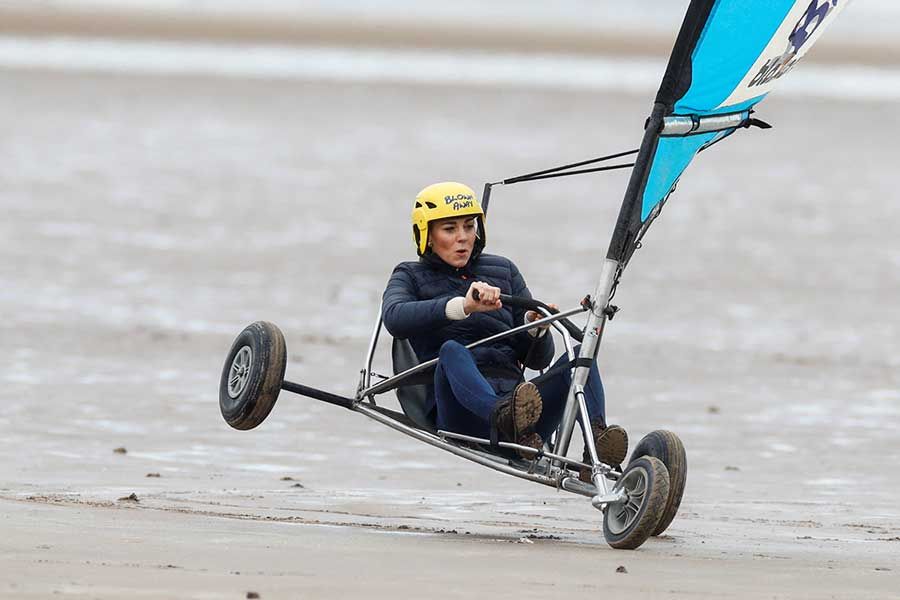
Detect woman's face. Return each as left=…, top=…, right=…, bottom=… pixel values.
left=428, top=216, right=477, bottom=268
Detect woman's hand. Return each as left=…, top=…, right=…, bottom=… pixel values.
left=526, top=303, right=558, bottom=330
left=464, top=281, right=502, bottom=314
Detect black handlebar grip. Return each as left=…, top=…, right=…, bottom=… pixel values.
left=473, top=289, right=542, bottom=310
left=471, top=289, right=584, bottom=342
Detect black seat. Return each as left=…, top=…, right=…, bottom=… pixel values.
left=391, top=338, right=437, bottom=431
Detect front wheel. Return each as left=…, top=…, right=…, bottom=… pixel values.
left=630, top=430, right=687, bottom=536
left=602, top=455, right=670, bottom=550
left=219, top=321, right=287, bottom=430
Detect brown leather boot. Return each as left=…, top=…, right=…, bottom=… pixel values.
left=493, top=382, right=543, bottom=456
left=579, top=421, right=628, bottom=482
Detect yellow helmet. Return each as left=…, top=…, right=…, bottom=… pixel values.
left=411, top=182, right=486, bottom=256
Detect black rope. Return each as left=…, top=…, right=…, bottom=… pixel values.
left=697, top=133, right=729, bottom=154
left=500, top=148, right=639, bottom=185
left=503, top=162, right=635, bottom=184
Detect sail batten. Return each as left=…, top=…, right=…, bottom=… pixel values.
left=660, top=111, right=750, bottom=136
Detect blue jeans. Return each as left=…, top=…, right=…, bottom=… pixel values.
left=433, top=340, right=605, bottom=441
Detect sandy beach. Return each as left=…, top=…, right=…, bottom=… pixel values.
left=1, top=5, right=899, bottom=597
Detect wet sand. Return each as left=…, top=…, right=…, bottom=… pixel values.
left=3, top=499, right=894, bottom=599
left=1, top=61, right=899, bottom=597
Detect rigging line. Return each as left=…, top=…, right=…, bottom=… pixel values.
left=499, top=148, right=639, bottom=185
left=696, top=128, right=739, bottom=155
left=501, top=162, right=635, bottom=184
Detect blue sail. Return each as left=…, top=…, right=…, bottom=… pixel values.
left=641, top=0, right=851, bottom=221
left=607, top=0, right=851, bottom=261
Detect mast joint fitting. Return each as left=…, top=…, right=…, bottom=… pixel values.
left=580, top=295, right=593, bottom=311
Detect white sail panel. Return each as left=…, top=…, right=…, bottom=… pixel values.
left=717, top=0, right=852, bottom=109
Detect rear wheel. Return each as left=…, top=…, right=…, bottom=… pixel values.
left=219, top=321, right=287, bottom=430
left=630, top=430, right=687, bottom=536
left=602, top=456, right=669, bottom=550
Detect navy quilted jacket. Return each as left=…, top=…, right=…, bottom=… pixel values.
left=382, top=251, right=555, bottom=399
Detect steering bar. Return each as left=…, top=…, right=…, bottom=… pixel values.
left=473, top=290, right=585, bottom=342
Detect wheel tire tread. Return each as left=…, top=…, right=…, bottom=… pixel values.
left=631, top=430, right=687, bottom=536
left=603, top=456, right=670, bottom=550
left=219, top=321, right=287, bottom=430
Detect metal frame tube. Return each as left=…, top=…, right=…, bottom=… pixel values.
left=538, top=307, right=576, bottom=363
left=354, top=403, right=563, bottom=488
left=575, top=386, right=612, bottom=495
left=361, top=300, right=384, bottom=393
left=281, top=380, right=355, bottom=409
left=552, top=258, right=619, bottom=460
left=544, top=317, right=577, bottom=454
left=360, top=304, right=586, bottom=398
left=436, top=429, right=604, bottom=473
left=574, top=386, right=598, bottom=462
left=436, top=429, right=545, bottom=459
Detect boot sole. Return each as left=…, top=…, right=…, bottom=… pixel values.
left=597, top=425, right=628, bottom=467
left=512, top=382, right=542, bottom=436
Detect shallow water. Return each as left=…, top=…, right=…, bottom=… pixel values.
left=2, top=36, right=900, bottom=102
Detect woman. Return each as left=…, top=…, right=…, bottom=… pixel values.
left=382, top=182, right=627, bottom=471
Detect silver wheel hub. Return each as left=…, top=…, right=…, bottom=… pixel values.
left=606, top=465, right=648, bottom=535
left=227, top=346, right=253, bottom=399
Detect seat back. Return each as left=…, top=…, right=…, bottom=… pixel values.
left=391, top=338, right=436, bottom=431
